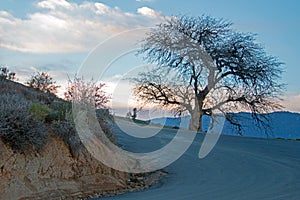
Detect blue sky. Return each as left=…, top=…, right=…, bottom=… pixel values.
left=0, top=0, right=300, bottom=112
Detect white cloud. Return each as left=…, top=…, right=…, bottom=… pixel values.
left=37, top=0, right=73, bottom=10
left=137, top=6, right=162, bottom=19
left=94, top=2, right=111, bottom=15
left=136, top=0, right=155, bottom=2
left=0, top=0, right=164, bottom=53
left=282, top=94, right=300, bottom=113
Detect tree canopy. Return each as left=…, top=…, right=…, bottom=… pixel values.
left=134, top=15, right=284, bottom=132
left=64, top=76, right=110, bottom=109
left=0, top=66, right=16, bottom=81
left=26, top=72, right=59, bottom=94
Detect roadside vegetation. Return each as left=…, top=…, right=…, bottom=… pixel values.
left=0, top=67, right=113, bottom=155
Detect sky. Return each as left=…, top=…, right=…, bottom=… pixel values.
left=0, top=0, right=300, bottom=113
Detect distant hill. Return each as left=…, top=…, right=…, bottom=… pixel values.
left=150, top=112, right=300, bottom=139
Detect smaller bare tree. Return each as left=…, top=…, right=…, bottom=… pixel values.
left=64, top=76, right=110, bottom=109
left=26, top=72, right=59, bottom=94
left=0, top=66, right=16, bottom=81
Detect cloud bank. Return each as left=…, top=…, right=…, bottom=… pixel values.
left=282, top=94, right=300, bottom=113
left=0, top=0, right=164, bottom=53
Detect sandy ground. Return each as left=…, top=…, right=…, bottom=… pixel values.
left=94, top=121, right=300, bottom=200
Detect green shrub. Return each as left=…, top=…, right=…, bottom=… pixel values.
left=0, top=108, right=48, bottom=153
left=48, top=101, right=72, bottom=122
left=96, top=108, right=113, bottom=122
left=51, top=120, right=81, bottom=157
left=96, top=109, right=117, bottom=144
left=51, top=108, right=117, bottom=157
left=29, top=103, right=51, bottom=121
left=0, top=84, right=49, bottom=153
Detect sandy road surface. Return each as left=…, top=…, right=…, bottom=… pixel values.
left=96, top=121, right=300, bottom=200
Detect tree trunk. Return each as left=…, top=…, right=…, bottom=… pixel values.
left=188, top=96, right=204, bottom=132
left=189, top=111, right=203, bottom=132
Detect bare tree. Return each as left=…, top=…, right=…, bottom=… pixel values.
left=0, top=66, right=16, bottom=81
left=64, top=76, right=110, bottom=109
left=133, top=15, right=284, bottom=132
left=26, top=72, right=59, bottom=94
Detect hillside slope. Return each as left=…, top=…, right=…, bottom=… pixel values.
left=0, top=79, right=139, bottom=199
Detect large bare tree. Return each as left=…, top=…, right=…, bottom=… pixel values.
left=133, top=15, right=284, bottom=132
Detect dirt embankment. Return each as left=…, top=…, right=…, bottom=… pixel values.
left=0, top=135, right=130, bottom=199
left=0, top=79, right=164, bottom=199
